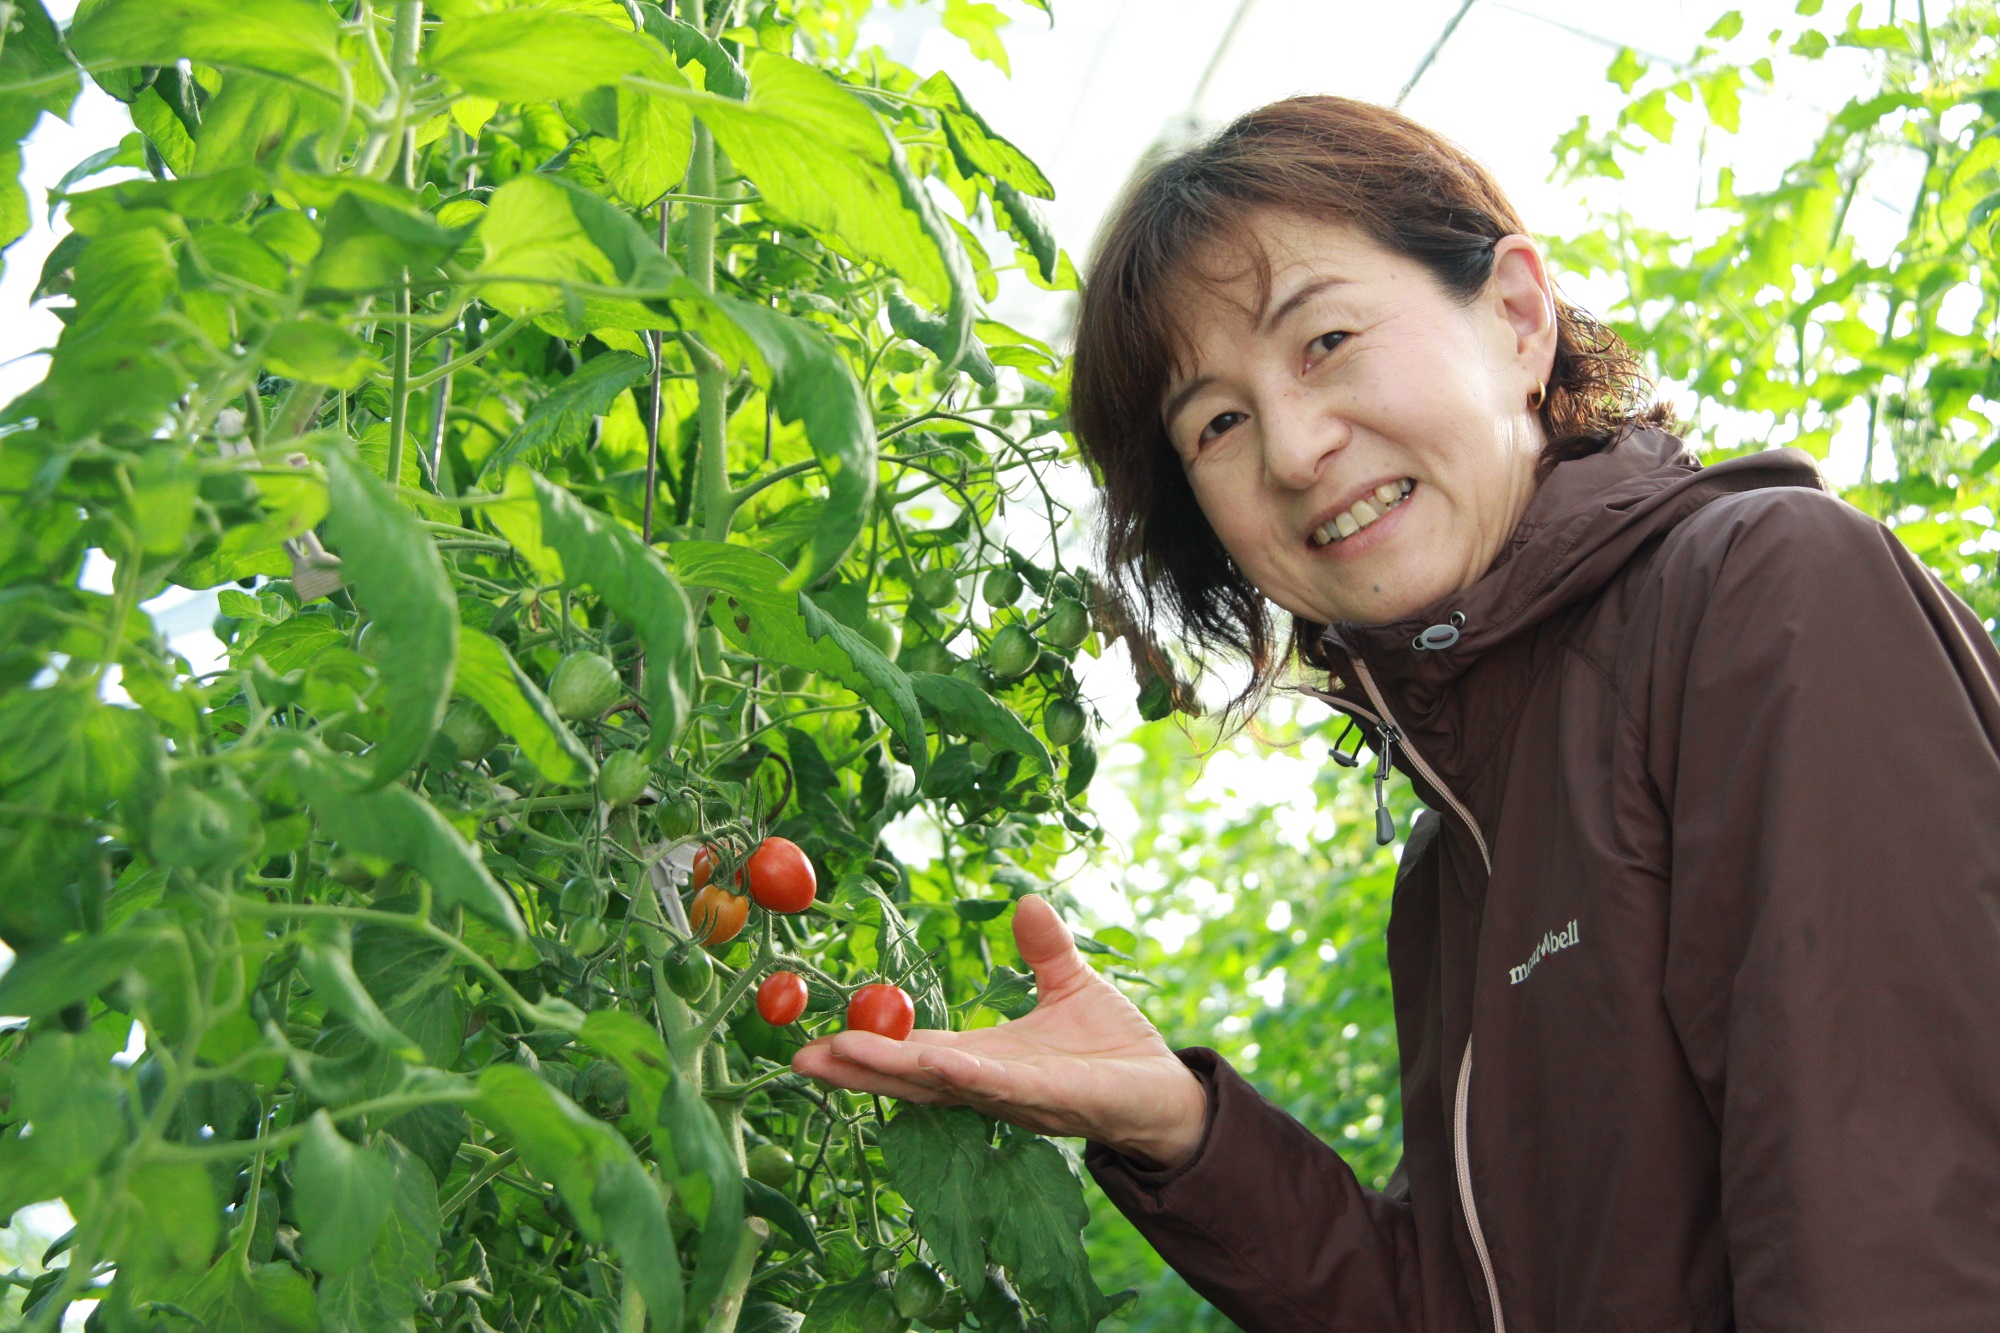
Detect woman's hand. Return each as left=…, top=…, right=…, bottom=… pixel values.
left=790, top=896, right=1209, bottom=1170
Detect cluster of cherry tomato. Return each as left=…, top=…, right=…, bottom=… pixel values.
left=682, top=834, right=919, bottom=1042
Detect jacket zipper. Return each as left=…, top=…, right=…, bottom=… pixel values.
left=1348, top=657, right=1506, bottom=1333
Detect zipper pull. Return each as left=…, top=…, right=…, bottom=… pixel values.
left=1374, top=724, right=1400, bottom=845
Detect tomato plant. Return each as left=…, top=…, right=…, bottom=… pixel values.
left=0, top=0, right=1139, bottom=1329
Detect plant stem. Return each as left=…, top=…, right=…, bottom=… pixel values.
left=700, top=1218, right=770, bottom=1333
left=388, top=283, right=412, bottom=482
left=683, top=110, right=736, bottom=541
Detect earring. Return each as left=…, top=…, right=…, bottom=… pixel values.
left=1528, top=379, right=1547, bottom=411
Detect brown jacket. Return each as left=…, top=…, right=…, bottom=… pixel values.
left=1088, top=432, right=2000, bottom=1332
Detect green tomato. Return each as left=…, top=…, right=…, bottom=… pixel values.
left=981, top=567, right=1022, bottom=608
left=922, top=1288, right=967, bottom=1329
left=150, top=781, right=264, bottom=872
left=1043, top=599, right=1090, bottom=651
left=860, top=1286, right=909, bottom=1333
left=559, top=876, right=608, bottom=920
left=1043, top=698, right=1087, bottom=748
left=861, top=616, right=900, bottom=659
left=1064, top=736, right=1098, bottom=802
left=598, top=750, right=648, bottom=807
left=656, top=793, right=700, bottom=841
left=985, top=625, right=1037, bottom=680
left=746, top=1143, right=795, bottom=1189
left=549, top=652, right=623, bottom=720
left=438, top=701, right=501, bottom=764
left=569, top=914, right=608, bottom=955
left=891, top=1263, right=946, bottom=1321
left=913, top=569, right=958, bottom=608
left=662, top=946, right=713, bottom=1001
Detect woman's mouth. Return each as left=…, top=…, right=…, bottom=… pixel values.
left=1310, top=479, right=1415, bottom=547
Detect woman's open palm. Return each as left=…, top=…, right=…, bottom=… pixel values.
left=790, top=896, right=1207, bottom=1168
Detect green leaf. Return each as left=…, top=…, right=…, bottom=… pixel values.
left=0, top=1, right=80, bottom=126
left=117, top=1159, right=219, bottom=1287
left=886, top=139, right=978, bottom=380
left=0, top=929, right=167, bottom=1021
left=425, top=10, right=658, bottom=101
left=594, top=84, right=696, bottom=206
left=639, top=10, right=748, bottom=98
left=309, top=190, right=464, bottom=298
left=993, top=181, right=1058, bottom=284
left=670, top=542, right=926, bottom=785
left=70, top=0, right=342, bottom=79
left=314, top=1138, right=439, bottom=1333
left=0, top=1031, right=124, bottom=1216
left=668, top=291, right=877, bottom=587
left=918, top=71, right=1053, bottom=198
left=593, top=1154, right=686, bottom=1332
left=296, top=922, right=425, bottom=1064
left=881, top=1109, right=1105, bottom=1332
left=295, top=751, right=525, bottom=938
left=984, top=1135, right=1097, bottom=1332
left=1705, top=9, right=1744, bottom=39
left=321, top=442, right=457, bottom=787
left=156, top=1253, right=317, bottom=1333
left=1606, top=46, right=1648, bottom=95
left=910, top=673, right=1052, bottom=773
left=656, top=1052, right=745, bottom=1319
left=453, top=628, right=596, bottom=787
left=876, top=1106, right=991, bottom=1295
left=292, top=1111, right=397, bottom=1276
left=578, top=1009, right=673, bottom=1127
left=477, top=1062, right=629, bottom=1238
left=476, top=174, right=676, bottom=337
left=265, top=317, right=380, bottom=390
left=484, top=350, right=651, bottom=476
left=743, top=1176, right=821, bottom=1257
left=639, top=51, right=956, bottom=304
left=526, top=471, right=697, bottom=756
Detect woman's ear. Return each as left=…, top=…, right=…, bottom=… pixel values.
left=1489, top=235, right=1558, bottom=383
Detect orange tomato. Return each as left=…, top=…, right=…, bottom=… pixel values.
left=690, top=882, right=748, bottom=945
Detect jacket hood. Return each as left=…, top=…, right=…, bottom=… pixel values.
left=1313, top=430, right=1826, bottom=795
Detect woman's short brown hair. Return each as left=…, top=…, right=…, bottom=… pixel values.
left=1069, top=95, right=1670, bottom=706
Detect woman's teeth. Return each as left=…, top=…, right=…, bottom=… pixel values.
left=1312, top=480, right=1414, bottom=547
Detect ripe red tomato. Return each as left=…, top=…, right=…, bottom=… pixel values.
left=846, top=983, right=915, bottom=1041
left=746, top=837, right=816, bottom=913
left=690, top=883, right=748, bottom=945
left=756, top=970, right=809, bottom=1026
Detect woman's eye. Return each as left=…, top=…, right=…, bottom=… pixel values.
left=1309, top=331, right=1349, bottom=361
left=1198, top=411, right=1246, bottom=444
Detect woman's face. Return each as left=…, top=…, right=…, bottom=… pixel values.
left=1161, top=212, right=1559, bottom=627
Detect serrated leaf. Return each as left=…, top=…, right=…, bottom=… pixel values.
left=292, top=1111, right=397, bottom=1276
left=295, top=751, right=525, bottom=938
left=670, top=542, right=926, bottom=785
left=631, top=50, right=955, bottom=304
left=454, top=627, right=596, bottom=787
left=314, top=1138, right=439, bottom=1333
left=484, top=350, right=651, bottom=475
left=910, top=672, right=1052, bottom=772
left=0, top=1031, right=124, bottom=1216
left=640, top=10, right=748, bottom=98
left=918, top=71, right=1052, bottom=198
left=527, top=470, right=696, bottom=755
left=425, top=10, right=657, bottom=101
left=321, top=442, right=457, bottom=787
left=877, top=1106, right=991, bottom=1295
left=477, top=1063, right=631, bottom=1238
left=309, top=190, right=464, bottom=299
left=886, top=139, right=978, bottom=379
left=155, top=1253, right=317, bottom=1333
left=476, top=173, right=676, bottom=338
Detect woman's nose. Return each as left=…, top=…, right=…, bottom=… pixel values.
left=1261, top=392, right=1348, bottom=491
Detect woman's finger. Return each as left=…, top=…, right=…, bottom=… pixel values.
left=1011, top=895, right=1091, bottom=997
left=792, top=1043, right=954, bottom=1103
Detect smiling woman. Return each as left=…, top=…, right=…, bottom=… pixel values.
left=796, top=94, right=2000, bottom=1333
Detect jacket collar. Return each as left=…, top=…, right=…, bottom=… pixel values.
left=1312, top=430, right=1826, bottom=799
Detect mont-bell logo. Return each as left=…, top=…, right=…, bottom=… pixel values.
left=1508, top=919, right=1581, bottom=986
